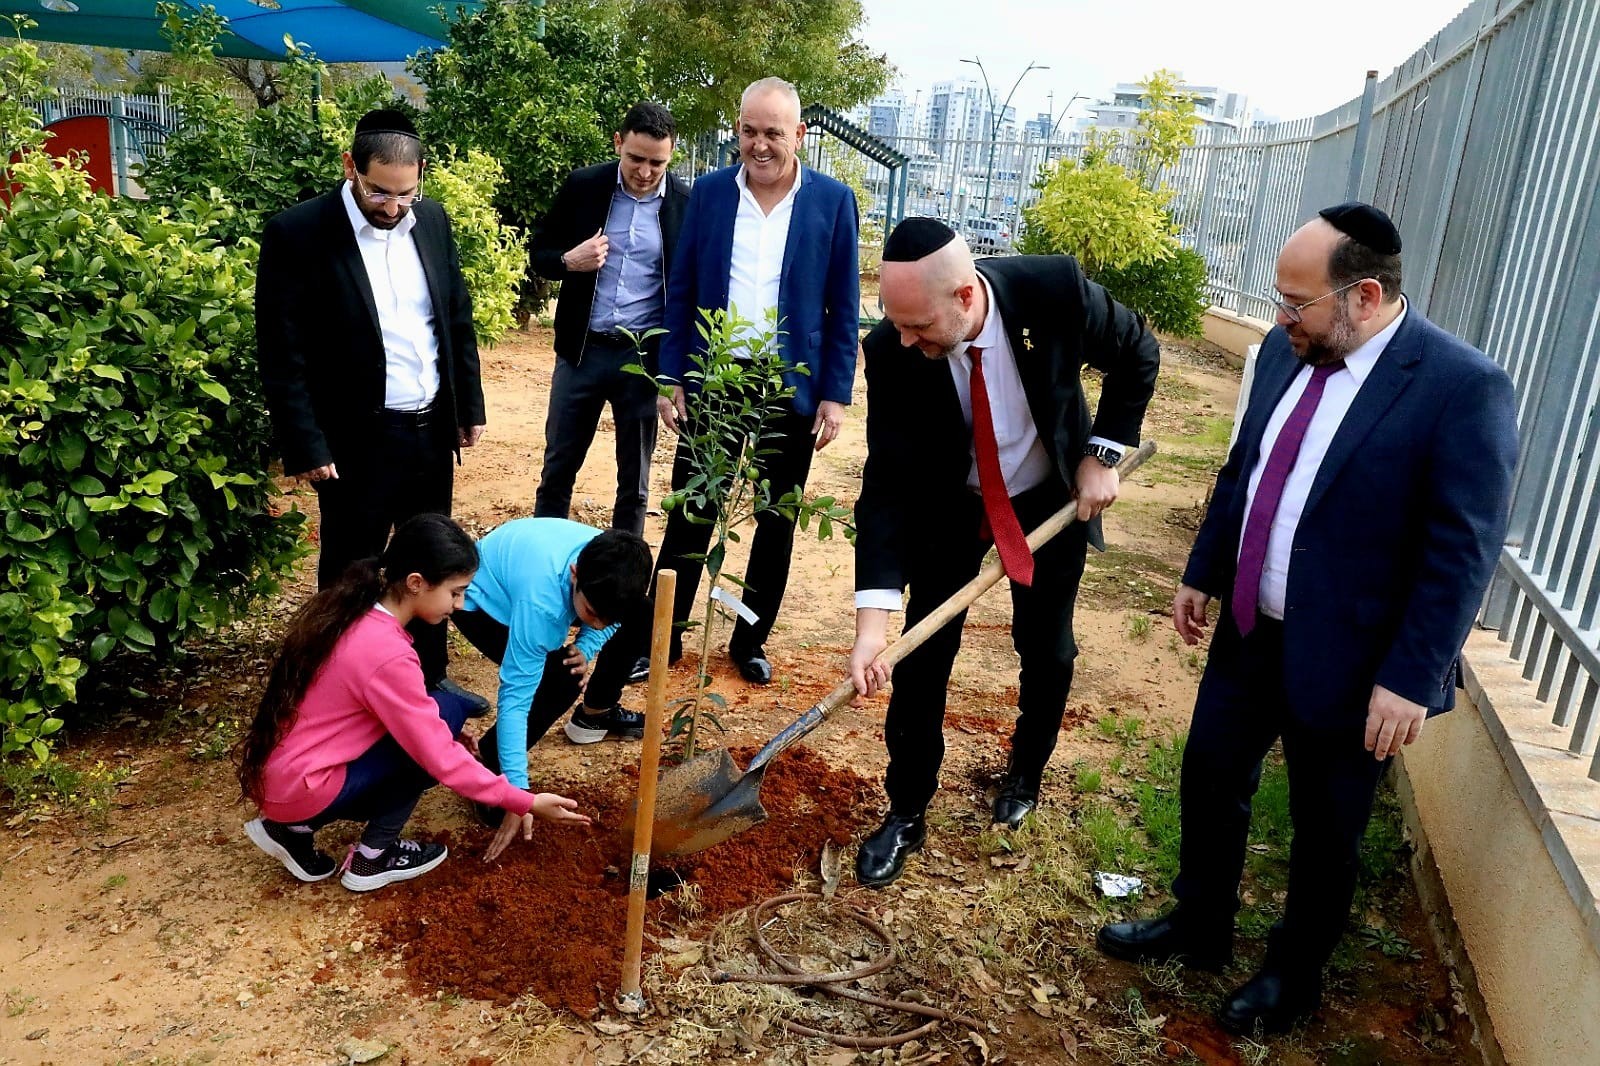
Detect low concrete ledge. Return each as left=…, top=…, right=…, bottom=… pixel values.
left=1397, top=628, right=1600, bottom=1065
left=1201, top=306, right=1270, bottom=367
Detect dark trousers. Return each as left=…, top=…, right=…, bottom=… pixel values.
left=534, top=336, right=660, bottom=536
left=303, top=687, right=475, bottom=851
left=314, top=413, right=454, bottom=685
left=451, top=608, right=584, bottom=765
left=1173, top=616, right=1391, bottom=981
left=654, top=405, right=818, bottom=655
left=884, top=483, right=1087, bottom=815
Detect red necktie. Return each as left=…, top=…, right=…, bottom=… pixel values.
left=969, top=347, right=1034, bottom=587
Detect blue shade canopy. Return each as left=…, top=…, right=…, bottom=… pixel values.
left=7, top=1, right=485, bottom=62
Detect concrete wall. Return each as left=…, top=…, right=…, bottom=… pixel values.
left=1200, top=306, right=1268, bottom=366
left=1398, top=630, right=1600, bottom=1066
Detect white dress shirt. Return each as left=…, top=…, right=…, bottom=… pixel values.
left=727, top=163, right=803, bottom=342
left=341, top=182, right=440, bottom=412
left=1242, top=301, right=1408, bottom=619
left=856, top=274, right=1126, bottom=611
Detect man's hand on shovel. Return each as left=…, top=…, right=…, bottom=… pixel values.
left=849, top=607, right=892, bottom=704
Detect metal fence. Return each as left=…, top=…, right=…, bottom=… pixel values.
left=27, top=87, right=179, bottom=196
left=1159, top=0, right=1600, bottom=781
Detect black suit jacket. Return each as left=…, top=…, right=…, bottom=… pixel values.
left=855, top=255, right=1160, bottom=593
left=256, top=185, right=484, bottom=475
left=529, top=161, right=690, bottom=370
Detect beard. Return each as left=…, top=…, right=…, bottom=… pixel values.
left=1292, top=297, right=1360, bottom=365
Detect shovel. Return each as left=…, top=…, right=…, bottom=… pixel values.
left=644, top=440, right=1157, bottom=858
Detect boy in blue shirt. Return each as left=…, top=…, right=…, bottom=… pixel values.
left=452, top=519, right=651, bottom=827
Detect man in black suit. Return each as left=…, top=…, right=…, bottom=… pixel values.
left=849, top=218, right=1160, bottom=887
left=1097, top=204, right=1518, bottom=1034
left=529, top=102, right=690, bottom=538
left=257, top=109, right=485, bottom=689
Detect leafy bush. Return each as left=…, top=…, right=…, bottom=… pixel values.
left=425, top=151, right=528, bottom=345
left=1, top=28, right=303, bottom=764
left=1093, top=245, right=1209, bottom=338
left=1018, top=157, right=1178, bottom=276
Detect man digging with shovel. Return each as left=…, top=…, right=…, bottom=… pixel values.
left=848, top=218, right=1160, bottom=887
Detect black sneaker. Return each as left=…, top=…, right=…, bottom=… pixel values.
left=626, top=656, right=652, bottom=685
left=564, top=704, right=646, bottom=744
left=339, top=838, right=448, bottom=892
left=244, top=818, right=337, bottom=882
left=431, top=677, right=492, bottom=718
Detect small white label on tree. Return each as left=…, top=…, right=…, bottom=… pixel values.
left=710, top=586, right=760, bottom=625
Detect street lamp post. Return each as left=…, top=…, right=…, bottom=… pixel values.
left=961, top=57, right=1048, bottom=220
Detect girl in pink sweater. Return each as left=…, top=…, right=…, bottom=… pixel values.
left=237, top=514, right=590, bottom=891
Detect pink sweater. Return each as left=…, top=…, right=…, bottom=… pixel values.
left=259, top=608, right=534, bottom=824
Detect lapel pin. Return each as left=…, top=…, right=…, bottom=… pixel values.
left=1022, top=328, right=1033, bottom=351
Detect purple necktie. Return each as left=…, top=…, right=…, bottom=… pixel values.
left=1232, top=361, right=1343, bottom=637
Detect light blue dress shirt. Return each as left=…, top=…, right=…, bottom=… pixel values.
left=588, top=172, right=666, bottom=334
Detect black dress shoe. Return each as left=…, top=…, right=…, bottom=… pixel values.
left=1217, top=969, right=1320, bottom=1035
left=992, top=766, right=1042, bottom=829
left=1095, top=914, right=1233, bottom=971
left=729, top=645, right=772, bottom=685
left=854, top=812, right=926, bottom=887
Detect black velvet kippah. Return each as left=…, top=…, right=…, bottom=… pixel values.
left=1318, top=201, right=1401, bottom=255
left=354, top=108, right=420, bottom=140
left=883, top=217, right=958, bottom=262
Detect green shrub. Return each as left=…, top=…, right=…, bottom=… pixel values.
left=1017, top=157, right=1178, bottom=276
left=1, top=29, right=303, bottom=765
left=1093, top=244, right=1209, bottom=338
left=425, top=150, right=527, bottom=346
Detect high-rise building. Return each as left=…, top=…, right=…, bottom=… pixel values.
left=1087, top=77, right=1251, bottom=132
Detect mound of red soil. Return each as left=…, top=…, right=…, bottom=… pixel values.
left=372, top=746, right=876, bottom=1015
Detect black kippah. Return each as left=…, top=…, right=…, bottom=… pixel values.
left=883, top=217, right=958, bottom=262
left=1318, top=201, right=1401, bottom=255
left=354, top=108, right=420, bottom=140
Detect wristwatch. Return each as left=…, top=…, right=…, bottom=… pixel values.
left=1082, top=443, right=1122, bottom=469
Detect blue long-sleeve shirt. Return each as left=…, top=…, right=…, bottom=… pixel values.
left=461, top=518, right=616, bottom=788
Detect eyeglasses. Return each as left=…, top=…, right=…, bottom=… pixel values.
left=1271, top=279, right=1367, bottom=323
left=352, top=172, right=424, bottom=207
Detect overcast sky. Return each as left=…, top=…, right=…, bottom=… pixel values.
left=858, top=0, right=1473, bottom=123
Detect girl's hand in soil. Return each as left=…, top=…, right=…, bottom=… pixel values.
left=459, top=731, right=481, bottom=758
left=531, top=792, right=591, bottom=825
left=484, top=810, right=532, bottom=862
left=657, top=386, right=688, bottom=433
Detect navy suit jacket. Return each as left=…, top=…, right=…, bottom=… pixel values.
left=1184, top=303, right=1518, bottom=724
left=658, top=164, right=859, bottom=416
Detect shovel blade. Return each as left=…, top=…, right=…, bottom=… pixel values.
left=633, top=748, right=773, bottom=859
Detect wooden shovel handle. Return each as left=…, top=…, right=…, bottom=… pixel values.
left=810, top=440, right=1158, bottom=726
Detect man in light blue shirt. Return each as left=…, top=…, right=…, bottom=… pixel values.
left=451, top=519, right=651, bottom=807
left=529, top=103, right=691, bottom=536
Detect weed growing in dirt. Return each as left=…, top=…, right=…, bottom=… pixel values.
left=100, top=874, right=128, bottom=893
left=5, top=987, right=35, bottom=1017
left=1080, top=802, right=1148, bottom=875
left=0, top=755, right=127, bottom=823
left=1094, top=986, right=1173, bottom=1064
left=1075, top=766, right=1104, bottom=793
left=1098, top=713, right=1143, bottom=745
left=1126, top=613, right=1154, bottom=641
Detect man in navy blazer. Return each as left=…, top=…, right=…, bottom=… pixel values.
left=647, top=76, right=860, bottom=684
left=1097, top=204, right=1519, bottom=1034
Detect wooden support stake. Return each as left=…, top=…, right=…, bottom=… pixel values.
left=617, top=569, right=676, bottom=1013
